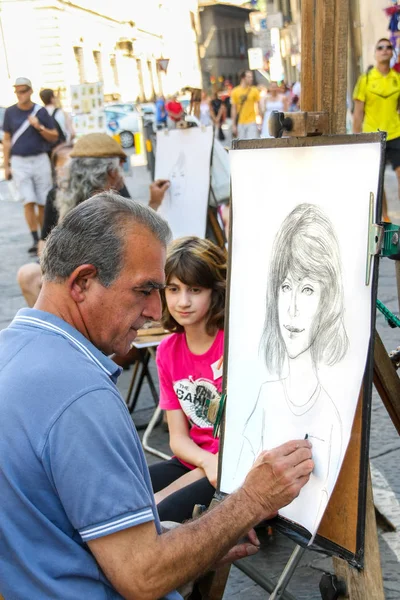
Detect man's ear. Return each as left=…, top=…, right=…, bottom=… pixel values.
left=68, top=264, right=98, bottom=303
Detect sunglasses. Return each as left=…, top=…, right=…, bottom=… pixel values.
left=15, top=87, right=31, bottom=94
left=376, top=45, right=393, bottom=51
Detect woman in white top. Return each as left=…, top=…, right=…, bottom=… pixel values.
left=261, top=81, right=289, bottom=138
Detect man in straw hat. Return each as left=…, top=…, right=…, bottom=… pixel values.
left=3, top=77, right=59, bottom=253
left=17, top=133, right=170, bottom=308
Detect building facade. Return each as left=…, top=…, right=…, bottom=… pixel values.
left=0, top=0, right=202, bottom=108
left=199, top=1, right=254, bottom=88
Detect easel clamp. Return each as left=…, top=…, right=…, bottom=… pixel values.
left=366, top=192, right=384, bottom=285
left=268, top=110, right=330, bottom=138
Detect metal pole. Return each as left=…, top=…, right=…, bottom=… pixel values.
left=269, top=545, right=307, bottom=600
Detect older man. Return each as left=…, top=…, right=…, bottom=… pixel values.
left=0, top=193, right=313, bottom=599
left=17, top=133, right=170, bottom=307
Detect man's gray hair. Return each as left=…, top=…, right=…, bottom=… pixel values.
left=55, top=157, right=121, bottom=221
left=41, top=191, right=172, bottom=286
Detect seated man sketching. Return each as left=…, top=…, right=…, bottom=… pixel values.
left=0, top=192, right=314, bottom=600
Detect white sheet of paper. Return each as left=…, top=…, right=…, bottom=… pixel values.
left=155, top=127, right=213, bottom=239
left=220, top=140, right=382, bottom=540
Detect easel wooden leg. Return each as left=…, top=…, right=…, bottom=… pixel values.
left=190, top=498, right=232, bottom=600
left=207, top=207, right=225, bottom=250
left=331, top=330, right=400, bottom=598
left=192, top=565, right=231, bottom=600
left=332, top=469, right=385, bottom=600
left=373, top=330, right=400, bottom=435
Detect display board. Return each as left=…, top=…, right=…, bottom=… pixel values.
left=155, top=126, right=213, bottom=239
left=70, top=82, right=105, bottom=135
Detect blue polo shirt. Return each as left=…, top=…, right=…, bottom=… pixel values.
left=0, top=308, right=182, bottom=600
left=3, top=104, right=55, bottom=156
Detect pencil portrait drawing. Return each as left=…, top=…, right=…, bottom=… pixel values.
left=165, top=151, right=186, bottom=208
left=236, top=203, right=349, bottom=533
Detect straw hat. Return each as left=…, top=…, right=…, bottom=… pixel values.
left=70, top=133, right=127, bottom=159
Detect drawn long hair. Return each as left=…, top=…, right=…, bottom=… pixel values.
left=166, top=152, right=186, bottom=207
left=262, top=203, right=348, bottom=376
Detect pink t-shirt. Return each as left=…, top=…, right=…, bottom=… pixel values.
left=156, top=329, right=224, bottom=469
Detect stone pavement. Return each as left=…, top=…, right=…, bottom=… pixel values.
left=1, top=163, right=400, bottom=599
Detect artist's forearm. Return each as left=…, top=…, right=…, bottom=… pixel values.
left=231, top=104, right=237, bottom=122
left=170, top=434, right=211, bottom=469
left=133, top=489, right=259, bottom=599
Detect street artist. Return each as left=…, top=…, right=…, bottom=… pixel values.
left=0, top=192, right=313, bottom=600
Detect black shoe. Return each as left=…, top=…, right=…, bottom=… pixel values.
left=28, top=244, right=38, bottom=254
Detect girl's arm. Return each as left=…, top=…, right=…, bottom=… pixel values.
left=167, top=409, right=218, bottom=487
left=154, top=468, right=204, bottom=505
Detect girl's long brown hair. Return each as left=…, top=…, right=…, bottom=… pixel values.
left=162, top=237, right=227, bottom=335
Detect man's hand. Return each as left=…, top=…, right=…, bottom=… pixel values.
left=242, top=439, right=314, bottom=522
left=232, top=124, right=238, bottom=137
left=4, top=165, right=12, bottom=181
left=214, top=528, right=260, bottom=567
left=149, top=179, right=170, bottom=210
left=28, top=115, right=40, bottom=130
left=200, top=453, right=218, bottom=488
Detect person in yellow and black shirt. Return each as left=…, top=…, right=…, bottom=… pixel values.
left=231, top=70, right=261, bottom=140
left=353, top=38, right=400, bottom=211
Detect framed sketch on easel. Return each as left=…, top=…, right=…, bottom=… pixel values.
left=218, top=133, right=385, bottom=564
left=155, top=126, right=214, bottom=239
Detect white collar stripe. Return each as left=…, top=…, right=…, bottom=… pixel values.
left=80, top=510, right=153, bottom=537
left=13, top=316, right=112, bottom=377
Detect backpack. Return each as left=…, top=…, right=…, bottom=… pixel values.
left=51, top=108, right=67, bottom=146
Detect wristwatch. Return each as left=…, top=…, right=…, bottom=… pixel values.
left=37, top=125, right=45, bottom=132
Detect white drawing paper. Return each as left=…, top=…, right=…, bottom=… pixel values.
left=155, top=127, right=213, bottom=239
left=220, top=140, right=382, bottom=541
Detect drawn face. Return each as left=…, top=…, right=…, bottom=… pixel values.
left=169, top=155, right=186, bottom=201
left=166, top=276, right=212, bottom=330
left=278, top=271, right=322, bottom=359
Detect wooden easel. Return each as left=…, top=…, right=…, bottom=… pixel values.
left=194, top=1, right=400, bottom=598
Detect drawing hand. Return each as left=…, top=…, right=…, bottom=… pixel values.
left=201, top=453, right=218, bottom=488
left=149, top=179, right=170, bottom=210
left=242, top=440, right=314, bottom=522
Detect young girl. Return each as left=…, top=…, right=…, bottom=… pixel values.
left=149, top=236, right=226, bottom=523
